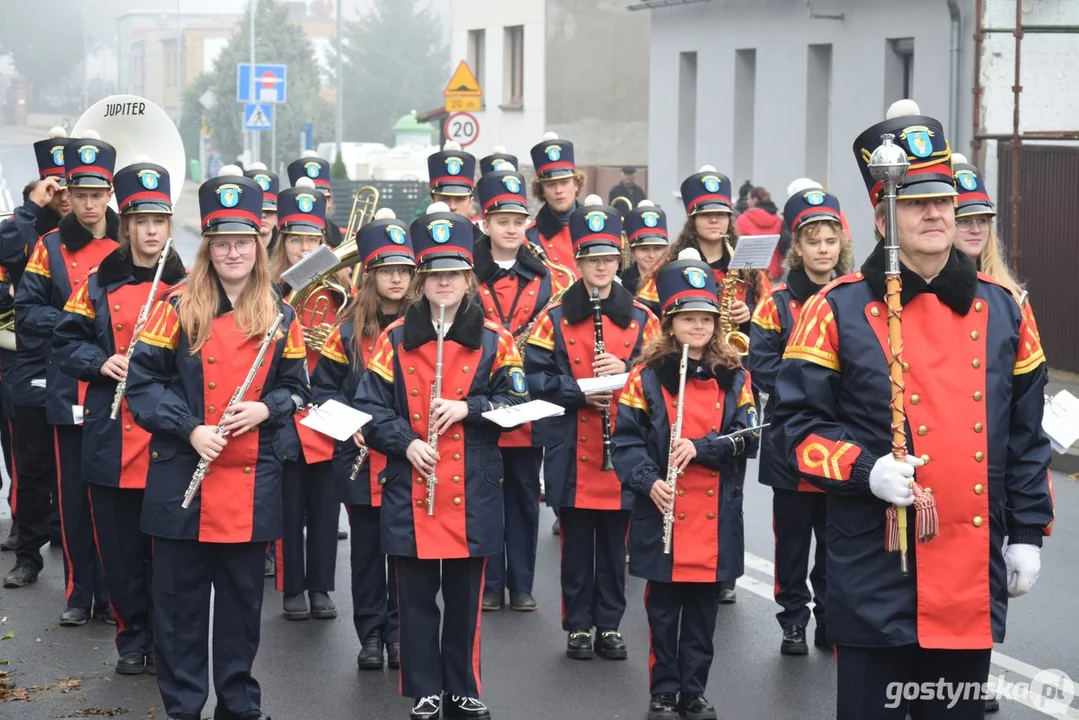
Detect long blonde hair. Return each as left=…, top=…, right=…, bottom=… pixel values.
left=177, top=235, right=281, bottom=353
left=348, top=266, right=415, bottom=362
left=120, top=214, right=174, bottom=252
left=785, top=220, right=855, bottom=275
left=977, top=224, right=1024, bottom=296
left=636, top=313, right=742, bottom=374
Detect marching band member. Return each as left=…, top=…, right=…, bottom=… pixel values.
left=748, top=188, right=852, bottom=655
left=310, top=209, right=414, bottom=670
left=619, top=200, right=669, bottom=297
left=288, top=151, right=344, bottom=247
left=772, top=101, right=1053, bottom=719
left=473, top=165, right=570, bottom=612
left=612, top=248, right=758, bottom=720
left=428, top=142, right=483, bottom=241
left=525, top=195, right=659, bottom=661
left=526, top=132, right=583, bottom=273
left=125, top=168, right=310, bottom=720
left=353, top=203, right=528, bottom=720
left=53, top=159, right=187, bottom=675
left=478, top=146, right=517, bottom=177
left=245, top=163, right=280, bottom=255
left=7, top=137, right=118, bottom=623
left=269, top=179, right=341, bottom=621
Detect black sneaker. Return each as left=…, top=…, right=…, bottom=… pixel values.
left=282, top=593, right=309, bottom=620
left=309, top=591, right=336, bottom=619
left=566, top=630, right=593, bottom=659
left=357, top=628, right=385, bottom=670
left=814, top=624, right=833, bottom=651
left=647, top=692, right=679, bottom=720
left=679, top=692, right=718, bottom=720
left=781, top=625, right=809, bottom=656
left=387, top=641, right=400, bottom=669
left=115, top=652, right=145, bottom=675
left=60, top=607, right=91, bottom=626
left=443, top=695, right=490, bottom=719
left=410, top=695, right=441, bottom=720
left=595, top=629, right=627, bottom=660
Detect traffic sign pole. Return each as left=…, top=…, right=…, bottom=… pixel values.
left=249, top=0, right=258, bottom=164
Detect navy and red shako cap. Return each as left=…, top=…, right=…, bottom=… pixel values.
left=853, top=99, right=956, bottom=207
left=530, top=132, right=575, bottom=181
left=656, top=249, right=720, bottom=316
left=476, top=169, right=528, bottom=216
left=624, top=200, right=669, bottom=248
left=287, top=153, right=332, bottom=193
left=244, top=165, right=279, bottom=210
left=428, top=144, right=476, bottom=197
left=114, top=162, right=172, bottom=215
left=569, top=196, right=622, bottom=258
left=277, top=185, right=327, bottom=236
left=199, top=174, right=263, bottom=235
left=65, top=137, right=116, bottom=188
left=409, top=204, right=474, bottom=272
left=951, top=153, right=995, bottom=217
left=680, top=166, right=733, bottom=215
left=33, top=128, right=69, bottom=183
left=479, top=149, right=518, bottom=177
left=783, top=187, right=841, bottom=236
left=358, top=212, right=415, bottom=270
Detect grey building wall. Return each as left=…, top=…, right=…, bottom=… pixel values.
left=646, top=0, right=974, bottom=261
left=545, top=0, right=650, bottom=167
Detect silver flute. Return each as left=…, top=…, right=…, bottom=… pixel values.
left=662, top=342, right=689, bottom=555
left=109, top=237, right=174, bottom=420
left=181, top=312, right=285, bottom=509
left=348, top=446, right=369, bottom=482
left=425, top=303, right=446, bottom=516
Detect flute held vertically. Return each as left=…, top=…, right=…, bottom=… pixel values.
left=662, top=342, right=689, bottom=555
left=424, top=303, right=446, bottom=515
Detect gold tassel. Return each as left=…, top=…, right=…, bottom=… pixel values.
left=913, top=484, right=939, bottom=542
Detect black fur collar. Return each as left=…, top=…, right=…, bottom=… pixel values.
left=58, top=207, right=120, bottom=251
left=560, top=278, right=634, bottom=329
left=860, top=242, right=978, bottom=315
left=97, top=244, right=187, bottom=289
left=473, top=235, right=547, bottom=284
left=653, top=351, right=738, bottom=394
left=402, top=297, right=485, bottom=351
left=785, top=267, right=827, bottom=304
left=535, top=201, right=578, bottom=240
left=35, top=205, right=63, bottom=237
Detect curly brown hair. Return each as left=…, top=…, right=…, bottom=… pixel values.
left=635, top=313, right=743, bottom=374
left=785, top=220, right=854, bottom=275
left=657, top=217, right=767, bottom=301
left=530, top=171, right=587, bottom=203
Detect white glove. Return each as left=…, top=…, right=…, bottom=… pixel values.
left=1004, top=543, right=1041, bottom=598
left=868, top=454, right=924, bottom=506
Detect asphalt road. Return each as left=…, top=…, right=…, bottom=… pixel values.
left=0, top=460, right=1076, bottom=720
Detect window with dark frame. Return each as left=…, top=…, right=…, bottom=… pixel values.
left=504, top=25, right=524, bottom=107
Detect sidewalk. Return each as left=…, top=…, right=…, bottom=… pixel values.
left=175, top=179, right=202, bottom=234
left=1047, top=369, right=1079, bottom=477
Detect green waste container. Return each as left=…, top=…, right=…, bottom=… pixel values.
left=189, top=159, right=201, bottom=183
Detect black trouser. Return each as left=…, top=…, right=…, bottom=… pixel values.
left=645, top=581, right=721, bottom=695
left=278, top=458, right=337, bottom=595
left=558, top=507, right=629, bottom=632
left=347, top=504, right=398, bottom=644
left=485, top=447, right=541, bottom=594
left=89, top=485, right=152, bottom=656
left=1, top=412, right=12, bottom=501
left=153, top=538, right=267, bottom=719
left=772, top=488, right=827, bottom=630
left=12, top=405, right=56, bottom=570
left=395, top=556, right=486, bottom=700
left=55, top=425, right=107, bottom=610
left=836, top=645, right=992, bottom=719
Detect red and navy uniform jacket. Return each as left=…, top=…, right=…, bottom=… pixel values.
left=637, top=253, right=771, bottom=329
left=772, top=245, right=1054, bottom=650
left=524, top=280, right=660, bottom=510
left=613, top=358, right=758, bottom=583
left=354, top=299, right=529, bottom=560
left=124, top=288, right=311, bottom=543
left=311, top=315, right=397, bottom=507
left=0, top=200, right=63, bottom=289
left=474, top=235, right=572, bottom=448
left=524, top=202, right=579, bottom=278
left=52, top=247, right=187, bottom=489
left=0, top=265, right=13, bottom=418
left=16, top=210, right=119, bottom=417
left=748, top=266, right=827, bottom=493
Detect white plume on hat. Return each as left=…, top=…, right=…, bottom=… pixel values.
left=48, top=126, right=67, bottom=139
left=952, top=153, right=969, bottom=165
left=131, top=154, right=152, bottom=164
left=444, top=141, right=463, bottom=152
left=374, top=208, right=396, bottom=220
left=249, top=161, right=268, bottom=170
left=637, top=199, right=655, bottom=208
left=698, top=164, right=717, bottom=173
left=492, top=145, right=507, bottom=153
left=84, top=129, right=101, bottom=140
left=301, top=150, right=319, bottom=159
left=678, top=247, right=703, bottom=262
left=786, top=177, right=823, bottom=197
left=498, top=162, right=517, bottom=172
left=542, top=131, right=559, bottom=140
left=218, top=164, right=243, bottom=177
left=294, top=177, right=316, bottom=188
left=582, top=194, right=603, bottom=206
left=886, top=99, right=921, bottom=119
left=427, top=201, right=450, bottom=213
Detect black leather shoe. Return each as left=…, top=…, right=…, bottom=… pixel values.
left=481, top=589, right=503, bottom=611
left=115, top=652, right=145, bottom=675
left=239, top=713, right=271, bottom=720
left=0, top=528, right=16, bottom=551
left=338, top=528, right=348, bottom=540
left=410, top=695, right=440, bottom=720
left=357, top=628, right=385, bottom=670
left=595, top=629, right=627, bottom=660
left=264, top=555, right=275, bottom=577
left=60, top=607, right=91, bottom=626
left=781, top=625, right=808, bottom=656
left=145, top=653, right=156, bottom=675
left=679, top=692, right=718, bottom=720
left=813, top=624, right=832, bottom=651
left=566, top=630, right=593, bottom=659
left=551, top=517, right=560, bottom=535
left=443, top=695, right=490, bottom=719
left=309, top=591, right=336, bottom=619
left=282, top=593, right=309, bottom=620
left=96, top=605, right=117, bottom=625
left=646, top=692, right=679, bottom=720
left=986, top=696, right=1000, bottom=713
left=718, top=586, right=737, bottom=604
left=2, top=561, right=38, bottom=588
left=509, top=591, right=536, bottom=611
left=387, top=641, right=400, bottom=668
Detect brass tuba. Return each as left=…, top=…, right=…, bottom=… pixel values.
left=718, top=237, right=750, bottom=356
left=610, top=195, right=634, bottom=271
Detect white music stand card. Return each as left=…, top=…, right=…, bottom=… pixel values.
left=728, top=234, right=781, bottom=270
left=300, top=400, right=372, bottom=442
left=1043, top=390, right=1079, bottom=454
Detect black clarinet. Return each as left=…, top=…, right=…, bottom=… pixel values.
left=591, top=287, right=615, bottom=471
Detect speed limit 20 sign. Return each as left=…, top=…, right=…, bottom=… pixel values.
left=444, top=112, right=480, bottom=147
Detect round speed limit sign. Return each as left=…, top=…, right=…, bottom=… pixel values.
left=444, top=112, right=480, bottom=147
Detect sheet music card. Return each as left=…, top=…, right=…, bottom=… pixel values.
left=728, top=234, right=781, bottom=270
left=1043, top=390, right=1079, bottom=454
left=300, top=400, right=372, bottom=442
left=483, top=400, right=566, bottom=429
left=578, top=373, right=630, bottom=394
left=280, top=245, right=340, bottom=290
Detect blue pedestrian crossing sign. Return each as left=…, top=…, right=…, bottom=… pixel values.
left=237, top=63, right=288, bottom=104
left=244, top=103, right=273, bottom=132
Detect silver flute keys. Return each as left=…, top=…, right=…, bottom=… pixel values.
left=424, top=303, right=446, bottom=516
left=662, top=343, right=689, bottom=555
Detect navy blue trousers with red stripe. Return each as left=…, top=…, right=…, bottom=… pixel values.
left=347, top=504, right=398, bottom=644
left=395, top=556, right=486, bottom=699
left=772, top=488, right=827, bottom=630
left=277, top=458, right=337, bottom=595
left=55, top=425, right=108, bottom=611
left=89, top=484, right=152, bottom=656
left=485, top=447, right=541, bottom=594
left=558, top=507, right=629, bottom=632
left=645, top=581, right=721, bottom=695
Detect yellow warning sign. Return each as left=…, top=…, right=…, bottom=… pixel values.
left=443, top=61, right=482, bottom=97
